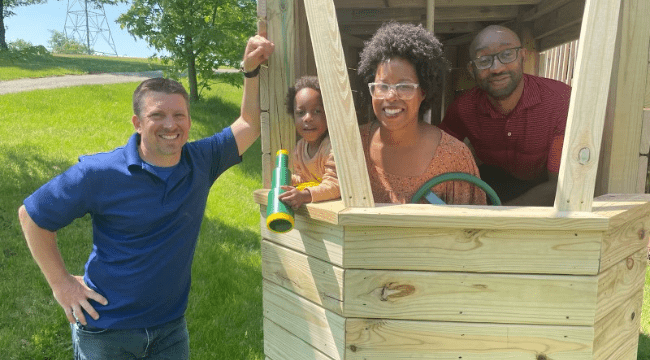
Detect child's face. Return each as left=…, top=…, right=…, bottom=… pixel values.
left=294, top=87, right=328, bottom=146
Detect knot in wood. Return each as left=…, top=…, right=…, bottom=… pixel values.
left=638, top=228, right=646, bottom=240
left=380, top=283, right=415, bottom=301
left=349, top=345, right=357, bottom=352
left=626, top=257, right=635, bottom=269
left=537, top=354, right=548, bottom=360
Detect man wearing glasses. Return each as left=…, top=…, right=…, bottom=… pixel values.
left=439, top=25, right=571, bottom=206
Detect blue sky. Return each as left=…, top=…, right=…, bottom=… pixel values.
left=5, top=1, right=159, bottom=58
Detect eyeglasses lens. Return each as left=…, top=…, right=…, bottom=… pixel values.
left=474, top=48, right=519, bottom=70
left=370, top=83, right=418, bottom=100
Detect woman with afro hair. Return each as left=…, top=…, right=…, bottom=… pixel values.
left=357, top=21, right=486, bottom=205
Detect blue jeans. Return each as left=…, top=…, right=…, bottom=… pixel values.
left=71, top=316, right=189, bottom=359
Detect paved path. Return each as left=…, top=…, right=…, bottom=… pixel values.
left=0, top=71, right=165, bottom=95
left=0, top=69, right=241, bottom=95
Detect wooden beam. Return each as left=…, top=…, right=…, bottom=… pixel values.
left=521, top=0, right=574, bottom=22
left=333, top=0, right=541, bottom=8
left=340, top=21, right=484, bottom=38
left=303, top=0, right=375, bottom=208
left=553, top=0, right=622, bottom=211
left=336, top=6, right=519, bottom=24
left=426, top=0, right=434, bottom=31
left=638, top=109, right=650, bottom=193
left=538, top=22, right=581, bottom=52
left=533, top=0, right=585, bottom=40
left=646, top=62, right=650, bottom=108
left=264, top=0, right=296, bottom=188
left=594, top=0, right=650, bottom=196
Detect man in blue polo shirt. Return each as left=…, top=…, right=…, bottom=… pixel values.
left=17, top=35, right=274, bottom=359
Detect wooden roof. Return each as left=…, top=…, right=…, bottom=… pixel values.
left=333, top=0, right=584, bottom=51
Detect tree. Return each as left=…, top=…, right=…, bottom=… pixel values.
left=117, top=0, right=256, bottom=101
left=1, top=0, right=46, bottom=50
left=48, top=30, right=92, bottom=54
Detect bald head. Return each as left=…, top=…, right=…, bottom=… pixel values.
left=469, top=25, right=521, bottom=59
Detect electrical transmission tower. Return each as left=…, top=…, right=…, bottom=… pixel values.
left=64, top=0, right=118, bottom=56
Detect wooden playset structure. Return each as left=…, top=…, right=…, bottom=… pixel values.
left=253, top=0, right=650, bottom=358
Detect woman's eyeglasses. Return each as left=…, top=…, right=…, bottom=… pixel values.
left=368, top=82, right=420, bottom=100
left=471, top=47, right=521, bottom=70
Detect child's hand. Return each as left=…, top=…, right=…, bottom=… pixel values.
left=278, top=186, right=313, bottom=210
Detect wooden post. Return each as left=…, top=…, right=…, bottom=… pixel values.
left=553, top=0, right=622, bottom=211
left=303, top=0, right=374, bottom=208
left=263, top=0, right=297, bottom=188
left=594, top=0, right=650, bottom=196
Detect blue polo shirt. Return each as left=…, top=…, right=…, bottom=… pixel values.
left=23, top=128, right=241, bottom=329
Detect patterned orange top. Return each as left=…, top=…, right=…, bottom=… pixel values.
left=360, top=123, right=487, bottom=205
left=291, top=136, right=341, bottom=203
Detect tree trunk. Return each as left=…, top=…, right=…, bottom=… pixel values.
left=186, top=35, right=198, bottom=102
left=0, top=0, right=8, bottom=50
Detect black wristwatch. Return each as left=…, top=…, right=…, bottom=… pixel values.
left=240, top=61, right=260, bottom=78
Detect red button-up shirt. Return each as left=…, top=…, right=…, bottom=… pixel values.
left=439, top=74, right=571, bottom=181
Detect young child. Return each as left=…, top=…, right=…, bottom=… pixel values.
left=278, top=76, right=340, bottom=210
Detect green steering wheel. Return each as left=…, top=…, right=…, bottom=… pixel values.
left=410, top=172, right=501, bottom=205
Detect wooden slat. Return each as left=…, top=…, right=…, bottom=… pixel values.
left=303, top=0, right=374, bottom=208
left=595, top=248, right=647, bottom=323
left=592, top=193, right=650, bottom=272
left=595, top=0, right=650, bottom=196
left=260, top=210, right=345, bottom=266
left=343, top=227, right=602, bottom=274
left=264, top=318, right=335, bottom=360
left=262, top=240, right=345, bottom=315
left=263, top=280, right=346, bottom=360
left=344, top=269, right=598, bottom=325
left=346, top=318, right=594, bottom=359
left=338, top=204, right=609, bottom=231
left=553, top=0, right=622, bottom=211
left=593, top=289, right=644, bottom=360
left=254, top=189, right=345, bottom=225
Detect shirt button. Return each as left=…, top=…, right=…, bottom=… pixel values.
left=507, top=132, right=512, bottom=137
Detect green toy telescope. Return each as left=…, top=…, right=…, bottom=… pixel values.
left=266, top=149, right=295, bottom=233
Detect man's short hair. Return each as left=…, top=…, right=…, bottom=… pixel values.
left=133, top=78, right=190, bottom=117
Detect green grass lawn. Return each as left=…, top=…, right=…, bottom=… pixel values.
left=0, top=52, right=170, bottom=81
left=0, top=80, right=264, bottom=359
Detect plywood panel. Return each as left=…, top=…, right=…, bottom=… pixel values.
left=260, top=211, right=344, bottom=266
left=346, top=318, right=594, bottom=359
left=554, top=0, right=622, bottom=211
left=344, top=269, right=597, bottom=325
left=262, top=240, right=344, bottom=315
left=303, top=0, right=374, bottom=208
left=344, top=227, right=601, bottom=274
left=263, top=280, right=346, bottom=360
left=264, top=318, right=335, bottom=360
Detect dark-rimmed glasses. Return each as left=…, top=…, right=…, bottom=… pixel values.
left=368, top=82, right=420, bottom=100
left=471, top=47, right=521, bottom=70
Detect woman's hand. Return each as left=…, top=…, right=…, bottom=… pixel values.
left=278, top=186, right=313, bottom=210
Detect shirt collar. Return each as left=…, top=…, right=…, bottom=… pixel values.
left=125, top=133, right=191, bottom=182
